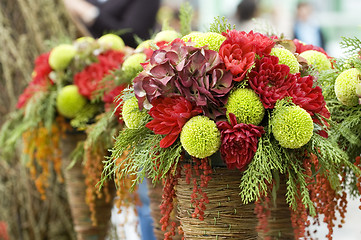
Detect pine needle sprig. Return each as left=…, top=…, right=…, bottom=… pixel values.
left=209, top=16, right=235, bottom=34
left=179, top=2, right=193, bottom=36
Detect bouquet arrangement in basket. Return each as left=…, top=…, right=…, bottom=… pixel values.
left=0, top=33, right=141, bottom=224
left=101, top=18, right=360, bottom=240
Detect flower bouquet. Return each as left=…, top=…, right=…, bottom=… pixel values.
left=0, top=33, right=140, bottom=239
left=101, top=17, right=360, bottom=240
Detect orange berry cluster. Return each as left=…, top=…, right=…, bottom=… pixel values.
left=23, top=116, right=68, bottom=199
left=159, top=163, right=182, bottom=240
left=303, top=154, right=348, bottom=240
left=83, top=145, right=113, bottom=226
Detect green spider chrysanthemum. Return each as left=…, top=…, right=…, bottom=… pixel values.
left=334, top=68, right=361, bottom=106
left=122, top=97, right=148, bottom=129
left=182, top=32, right=226, bottom=51
left=180, top=116, right=220, bottom=158
left=122, top=53, right=147, bottom=80
left=226, top=88, right=265, bottom=125
left=270, top=47, right=299, bottom=74
left=300, top=50, right=331, bottom=72
left=271, top=105, right=313, bottom=149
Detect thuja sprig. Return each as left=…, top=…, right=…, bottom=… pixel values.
left=340, top=36, right=361, bottom=56
left=100, top=114, right=183, bottom=190
left=239, top=129, right=286, bottom=204
left=208, top=16, right=235, bottom=34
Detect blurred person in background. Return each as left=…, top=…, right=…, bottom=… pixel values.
left=63, top=0, right=160, bottom=48
left=293, top=1, right=325, bottom=48
left=236, top=0, right=260, bottom=32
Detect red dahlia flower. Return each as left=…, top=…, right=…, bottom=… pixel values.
left=248, top=55, right=296, bottom=109
left=288, top=74, right=326, bottom=116
left=219, top=30, right=275, bottom=81
left=217, top=113, right=264, bottom=170
left=74, top=50, right=124, bottom=100
left=145, top=96, right=202, bottom=148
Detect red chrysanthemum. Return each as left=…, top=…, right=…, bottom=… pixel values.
left=288, top=74, right=326, bottom=116
left=248, top=55, right=297, bottom=109
left=217, top=113, right=265, bottom=171
left=145, top=96, right=202, bottom=148
left=103, top=84, right=126, bottom=121
left=16, top=52, right=53, bottom=109
left=74, top=50, right=124, bottom=100
left=219, top=30, right=275, bottom=82
left=32, top=52, right=53, bottom=85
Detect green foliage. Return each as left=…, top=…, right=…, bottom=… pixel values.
left=0, top=89, right=57, bottom=159
left=68, top=141, right=85, bottom=169
left=340, top=36, right=361, bottom=56
left=239, top=130, right=286, bottom=204
left=100, top=113, right=182, bottom=190
left=179, top=2, right=193, bottom=36
left=208, top=16, right=235, bottom=34
left=70, top=103, right=102, bottom=129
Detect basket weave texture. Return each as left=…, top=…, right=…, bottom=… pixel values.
left=177, top=167, right=260, bottom=240
left=61, top=132, right=114, bottom=240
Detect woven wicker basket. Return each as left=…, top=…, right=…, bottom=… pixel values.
left=177, top=166, right=260, bottom=240
left=61, top=132, right=114, bottom=240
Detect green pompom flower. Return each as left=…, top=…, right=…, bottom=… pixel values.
left=226, top=88, right=265, bottom=125
left=300, top=50, right=331, bottom=72
left=49, top=44, right=76, bottom=71
left=182, top=32, right=226, bottom=51
left=98, top=33, right=125, bottom=50
left=272, top=105, right=313, bottom=149
left=270, top=48, right=299, bottom=74
left=180, top=116, right=220, bottom=158
left=56, top=85, right=87, bottom=119
left=122, top=97, right=148, bottom=129
left=153, top=30, right=181, bottom=43
left=136, top=39, right=154, bottom=51
left=334, top=68, right=361, bottom=106
left=122, top=53, right=147, bottom=80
